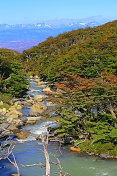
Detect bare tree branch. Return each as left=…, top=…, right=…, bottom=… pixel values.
left=40, top=132, right=51, bottom=176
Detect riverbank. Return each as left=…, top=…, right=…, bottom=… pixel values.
left=1, top=76, right=117, bottom=160
left=0, top=76, right=117, bottom=176
left=0, top=76, right=60, bottom=140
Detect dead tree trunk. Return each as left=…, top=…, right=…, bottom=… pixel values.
left=40, top=133, right=50, bottom=176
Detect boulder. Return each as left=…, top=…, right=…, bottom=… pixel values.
left=16, top=104, right=22, bottom=110
left=43, top=86, right=52, bottom=92
left=13, top=102, right=22, bottom=109
left=30, top=103, right=40, bottom=116
left=26, top=116, right=41, bottom=124
left=30, top=102, right=47, bottom=116
left=0, top=123, right=9, bottom=130
left=47, top=101, right=56, bottom=107
left=30, top=103, right=41, bottom=116
left=34, top=75, right=39, bottom=79
left=26, top=116, right=41, bottom=121
left=37, top=81, right=46, bottom=86
left=6, top=109, right=22, bottom=119
left=11, top=113, right=18, bottom=119
left=13, top=101, right=19, bottom=106
left=16, top=131, right=29, bottom=139
left=6, top=119, right=23, bottom=133
left=12, top=119, right=23, bottom=126
left=113, top=155, right=117, bottom=159
left=29, top=75, right=33, bottom=79
left=43, top=86, right=53, bottom=95
left=0, top=101, right=3, bottom=106
left=8, top=106, right=16, bottom=112
left=99, top=153, right=112, bottom=159
left=34, top=95, right=43, bottom=102
left=9, top=126, right=19, bottom=133
left=34, top=79, right=40, bottom=83
left=2, top=108, right=7, bottom=115
left=0, top=130, right=11, bottom=139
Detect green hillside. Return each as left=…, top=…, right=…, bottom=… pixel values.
left=22, top=20, right=117, bottom=81
left=22, top=21, right=117, bottom=156
left=0, top=48, right=28, bottom=105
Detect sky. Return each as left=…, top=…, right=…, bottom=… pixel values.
left=0, top=0, right=116, bottom=24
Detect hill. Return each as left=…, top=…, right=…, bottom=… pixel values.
left=22, top=21, right=117, bottom=155
left=0, top=48, right=28, bottom=105
left=22, top=20, right=117, bottom=81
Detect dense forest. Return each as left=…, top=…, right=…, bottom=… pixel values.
left=0, top=20, right=117, bottom=155
left=0, top=48, right=28, bottom=106
left=21, top=20, right=117, bottom=155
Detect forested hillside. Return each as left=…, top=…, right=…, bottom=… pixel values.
left=0, top=48, right=28, bottom=106
left=22, top=20, right=117, bottom=155
left=22, top=20, right=117, bottom=80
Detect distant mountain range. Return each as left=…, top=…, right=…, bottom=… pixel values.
left=0, top=17, right=111, bottom=52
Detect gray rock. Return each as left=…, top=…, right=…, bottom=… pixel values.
left=99, top=153, right=112, bottom=159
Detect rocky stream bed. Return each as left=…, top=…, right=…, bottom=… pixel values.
left=0, top=77, right=117, bottom=176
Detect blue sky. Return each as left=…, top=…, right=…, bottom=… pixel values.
left=0, top=0, right=116, bottom=24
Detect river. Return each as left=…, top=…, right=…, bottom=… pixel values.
left=0, top=79, right=117, bottom=176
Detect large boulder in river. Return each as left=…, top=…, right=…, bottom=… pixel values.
left=26, top=116, right=41, bottom=125
left=37, top=81, right=46, bottom=86
left=34, top=95, right=43, bottom=102
left=30, top=102, right=47, bottom=116
left=30, top=103, right=41, bottom=116
left=43, top=86, right=53, bottom=94
left=16, top=131, right=29, bottom=139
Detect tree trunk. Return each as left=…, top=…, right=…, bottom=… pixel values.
left=41, top=134, right=50, bottom=176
